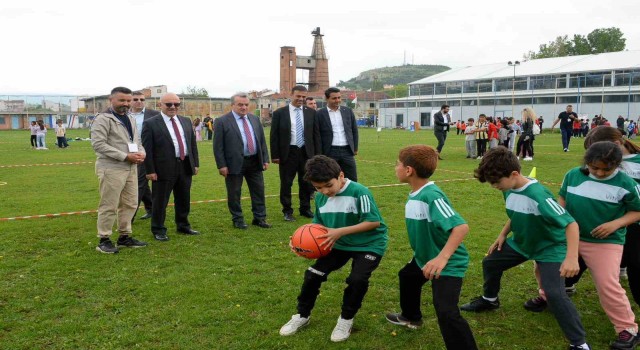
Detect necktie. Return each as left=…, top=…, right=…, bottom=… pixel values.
left=241, top=116, right=255, bottom=154
left=295, top=108, right=304, bottom=147
left=170, top=117, right=185, bottom=160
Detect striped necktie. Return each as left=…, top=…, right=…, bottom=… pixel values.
left=295, top=108, right=304, bottom=147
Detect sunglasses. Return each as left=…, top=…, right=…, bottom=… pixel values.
left=164, top=103, right=181, bottom=108
left=133, top=98, right=145, bottom=102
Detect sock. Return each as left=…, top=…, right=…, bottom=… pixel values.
left=482, top=296, right=497, bottom=302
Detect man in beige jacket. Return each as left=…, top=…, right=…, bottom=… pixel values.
left=91, top=86, right=148, bottom=253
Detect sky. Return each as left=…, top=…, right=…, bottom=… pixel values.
left=1, top=0, right=638, bottom=97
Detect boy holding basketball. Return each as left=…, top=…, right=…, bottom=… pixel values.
left=279, top=155, right=388, bottom=342
left=385, top=145, right=478, bottom=350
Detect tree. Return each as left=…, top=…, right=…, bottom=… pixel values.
left=524, top=27, right=626, bottom=60
left=571, top=34, right=591, bottom=55
left=588, top=27, right=626, bottom=53
left=182, top=85, right=209, bottom=97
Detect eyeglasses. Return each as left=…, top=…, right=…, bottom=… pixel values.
left=164, top=103, right=181, bottom=108
left=133, top=98, right=145, bottom=102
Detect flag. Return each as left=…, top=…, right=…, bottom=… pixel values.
left=352, top=96, right=358, bottom=105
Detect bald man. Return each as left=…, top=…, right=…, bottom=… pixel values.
left=142, top=93, right=200, bottom=241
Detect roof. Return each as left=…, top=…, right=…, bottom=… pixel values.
left=410, top=50, right=640, bottom=84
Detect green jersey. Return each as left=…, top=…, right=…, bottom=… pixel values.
left=622, top=154, right=640, bottom=182
left=404, top=182, right=469, bottom=277
left=504, top=179, right=575, bottom=263
left=560, top=167, right=640, bottom=245
left=313, top=179, right=388, bottom=256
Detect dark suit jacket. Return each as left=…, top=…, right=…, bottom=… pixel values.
left=142, top=114, right=199, bottom=180
left=316, top=106, right=358, bottom=155
left=433, top=111, right=451, bottom=133
left=270, top=105, right=321, bottom=162
left=213, top=112, right=269, bottom=175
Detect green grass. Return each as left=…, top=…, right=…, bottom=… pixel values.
left=0, top=129, right=633, bottom=349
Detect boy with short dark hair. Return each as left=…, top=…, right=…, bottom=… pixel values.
left=279, top=155, right=388, bottom=342
left=385, top=145, right=477, bottom=349
left=460, top=146, right=590, bottom=350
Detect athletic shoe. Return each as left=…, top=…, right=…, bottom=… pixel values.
left=96, top=239, right=119, bottom=254
left=476, top=156, right=483, bottom=160
left=117, top=236, right=148, bottom=248
left=566, top=284, right=577, bottom=296
left=568, top=344, right=591, bottom=350
left=610, top=330, right=640, bottom=350
left=524, top=157, right=533, bottom=161
left=279, top=314, right=309, bottom=336
left=330, top=316, right=353, bottom=342
left=385, top=313, right=423, bottom=329
left=523, top=296, right=547, bottom=312
left=620, top=267, right=628, bottom=280
left=460, top=296, right=500, bottom=312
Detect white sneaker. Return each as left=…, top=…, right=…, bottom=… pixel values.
left=524, top=157, right=533, bottom=161
left=279, top=314, right=309, bottom=336
left=330, top=316, right=353, bottom=342
left=621, top=267, right=628, bottom=280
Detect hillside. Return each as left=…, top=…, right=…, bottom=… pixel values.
left=337, top=64, right=450, bottom=90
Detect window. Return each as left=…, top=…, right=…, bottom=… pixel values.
left=445, top=82, right=462, bottom=94
left=530, top=75, right=561, bottom=90
left=157, top=89, right=161, bottom=93
left=463, top=80, right=493, bottom=93
left=615, top=70, right=640, bottom=87
left=410, top=84, right=434, bottom=96
left=557, top=96, right=579, bottom=104
left=604, top=95, right=631, bottom=103
left=479, top=98, right=495, bottom=106
left=0, top=117, right=5, bottom=124
left=535, top=97, right=555, bottom=104
left=419, top=101, right=432, bottom=108
left=434, top=83, right=446, bottom=95
left=369, top=103, right=375, bottom=108
left=495, top=78, right=526, bottom=92
left=462, top=99, right=476, bottom=106
left=582, top=95, right=603, bottom=103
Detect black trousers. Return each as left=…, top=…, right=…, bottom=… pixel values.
left=225, top=156, right=266, bottom=223
left=328, top=146, right=357, bottom=182
left=398, top=259, right=477, bottom=350
left=134, top=163, right=153, bottom=216
left=30, top=135, right=36, bottom=147
left=434, top=130, right=447, bottom=153
left=278, top=146, right=313, bottom=214
left=516, top=136, right=533, bottom=158
left=483, top=242, right=586, bottom=345
left=296, top=249, right=382, bottom=320
left=476, top=139, right=488, bottom=157
left=150, top=158, right=193, bottom=235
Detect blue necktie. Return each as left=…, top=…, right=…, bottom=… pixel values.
left=295, top=108, right=304, bottom=147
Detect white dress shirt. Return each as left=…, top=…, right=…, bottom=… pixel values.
left=161, top=112, right=188, bottom=157
left=327, top=106, right=348, bottom=146
left=289, top=104, right=304, bottom=146
left=131, top=108, right=146, bottom=139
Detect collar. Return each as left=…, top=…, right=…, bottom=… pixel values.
left=328, top=106, right=340, bottom=112
left=589, top=169, right=620, bottom=181
left=232, top=110, right=247, bottom=120
left=289, top=103, right=302, bottom=110
left=161, top=112, right=178, bottom=122
left=511, top=178, right=537, bottom=192
left=337, top=179, right=351, bottom=194
left=409, top=181, right=435, bottom=197
left=130, top=108, right=145, bottom=115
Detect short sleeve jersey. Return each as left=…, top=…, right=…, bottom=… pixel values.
left=504, top=179, right=575, bottom=262
left=621, top=154, right=640, bottom=182
left=559, top=167, right=640, bottom=245
left=312, top=179, right=388, bottom=256
left=557, top=111, right=578, bottom=130
left=404, top=182, right=469, bottom=277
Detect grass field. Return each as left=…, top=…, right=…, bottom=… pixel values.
left=0, top=128, right=635, bottom=349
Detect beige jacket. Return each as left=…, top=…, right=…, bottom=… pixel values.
left=91, top=112, right=145, bottom=170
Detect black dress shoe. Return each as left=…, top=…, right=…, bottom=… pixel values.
left=252, top=219, right=272, bottom=228
left=153, top=233, right=169, bottom=241
left=139, top=212, right=152, bottom=220
left=284, top=213, right=296, bottom=222
left=233, top=221, right=248, bottom=229
left=299, top=209, right=314, bottom=218
left=178, top=228, right=200, bottom=235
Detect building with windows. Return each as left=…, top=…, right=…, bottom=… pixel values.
left=379, top=51, right=640, bottom=128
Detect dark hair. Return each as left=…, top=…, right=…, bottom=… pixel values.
left=110, top=87, right=132, bottom=96
left=467, top=118, right=474, bottom=122
left=398, top=145, right=438, bottom=179
left=500, top=119, right=509, bottom=128
left=441, top=104, right=449, bottom=110
left=474, top=146, right=520, bottom=184
left=291, top=85, right=308, bottom=94
left=305, top=97, right=315, bottom=102
left=132, top=90, right=144, bottom=96
left=324, top=87, right=341, bottom=99
left=581, top=141, right=622, bottom=175
left=304, top=155, right=341, bottom=182
left=479, top=114, right=486, bottom=118
left=584, top=126, right=640, bottom=154
left=567, top=104, right=573, bottom=108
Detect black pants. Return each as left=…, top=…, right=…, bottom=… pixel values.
left=476, top=139, right=488, bottom=157
left=150, top=158, right=193, bottom=235
left=434, top=130, right=447, bottom=154
left=516, top=136, right=533, bottom=158
left=134, top=163, right=153, bottom=216
left=225, top=156, right=266, bottom=223
left=328, top=146, right=357, bottom=182
left=297, top=249, right=382, bottom=320
left=30, top=135, right=36, bottom=147
left=279, top=146, right=313, bottom=214
left=398, top=259, right=477, bottom=350
left=207, top=129, right=213, bottom=140
left=56, top=136, right=69, bottom=148
left=483, top=242, right=586, bottom=345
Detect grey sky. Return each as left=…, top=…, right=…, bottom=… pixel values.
left=1, top=0, right=638, bottom=97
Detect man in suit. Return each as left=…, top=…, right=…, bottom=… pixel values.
left=130, top=90, right=160, bottom=222
left=305, top=97, right=317, bottom=110
left=270, top=85, right=321, bottom=221
left=91, top=86, right=148, bottom=254
left=316, top=87, right=359, bottom=181
left=433, top=104, right=453, bottom=159
left=142, top=93, right=200, bottom=241
left=214, top=92, right=271, bottom=229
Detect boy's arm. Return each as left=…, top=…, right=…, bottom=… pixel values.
left=591, top=211, right=640, bottom=239
left=560, top=222, right=580, bottom=277
left=422, top=223, right=468, bottom=279
left=488, top=219, right=511, bottom=255
left=318, top=221, right=380, bottom=250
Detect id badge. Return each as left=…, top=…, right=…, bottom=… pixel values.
left=128, top=143, right=139, bottom=152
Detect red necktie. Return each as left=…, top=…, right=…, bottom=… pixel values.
left=170, top=117, right=185, bottom=160
left=241, top=116, right=255, bottom=154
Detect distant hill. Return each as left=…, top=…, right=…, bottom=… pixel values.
left=337, top=64, right=450, bottom=90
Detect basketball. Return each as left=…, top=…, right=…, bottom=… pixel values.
left=290, top=223, right=330, bottom=259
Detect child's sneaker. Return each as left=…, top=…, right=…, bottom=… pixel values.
left=620, top=267, right=628, bottom=280
left=610, top=330, right=639, bottom=350
left=460, top=296, right=500, bottom=312
left=96, top=239, right=119, bottom=254
left=279, top=314, right=309, bottom=336
left=566, top=284, right=577, bottom=296
left=523, top=296, right=547, bottom=312
left=117, top=235, right=148, bottom=248
left=568, top=344, right=591, bottom=350
left=330, top=316, right=353, bottom=342
left=385, top=313, right=423, bottom=329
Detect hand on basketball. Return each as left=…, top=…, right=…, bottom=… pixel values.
left=423, top=255, right=448, bottom=279
left=559, top=257, right=580, bottom=278
left=318, top=229, right=343, bottom=250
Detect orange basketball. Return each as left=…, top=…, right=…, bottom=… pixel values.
left=290, top=223, right=330, bottom=259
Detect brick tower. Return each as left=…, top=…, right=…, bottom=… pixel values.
left=279, top=27, right=330, bottom=94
